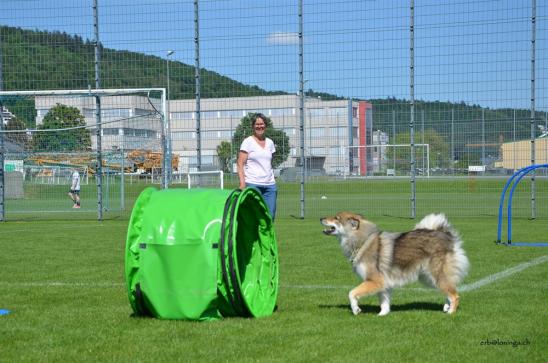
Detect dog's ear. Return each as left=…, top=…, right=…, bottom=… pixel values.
left=349, top=217, right=360, bottom=229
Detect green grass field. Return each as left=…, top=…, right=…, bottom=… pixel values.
left=6, top=176, right=548, bottom=222
left=1, top=212, right=547, bottom=362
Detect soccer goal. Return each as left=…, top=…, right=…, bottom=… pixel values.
left=342, top=144, right=430, bottom=177
left=184, top=170, right=224, bottom=189
left=0, top=88, right=168, bottom=220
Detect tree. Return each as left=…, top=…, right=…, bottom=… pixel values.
left=32, top=104, right=91, bottom=152
left=231, top=113, right=290, bottom=169
left=216, top=140, right=233, bottom=173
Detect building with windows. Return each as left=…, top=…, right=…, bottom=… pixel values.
left=35, top=94, right=373, bottom=175
left=170, top=95, right=372, bottom=175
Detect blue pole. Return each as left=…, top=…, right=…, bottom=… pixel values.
left=507, top=169, right=533, bottom=243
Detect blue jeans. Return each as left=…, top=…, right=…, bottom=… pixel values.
left=246, top=183, right=277, bottom=221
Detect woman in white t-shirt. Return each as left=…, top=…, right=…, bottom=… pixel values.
left=237, top=113, right=277, bottom=220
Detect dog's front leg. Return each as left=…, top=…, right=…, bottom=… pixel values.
left=378, top=289, right=391, bottom=316
left=349, top=291, right=361, bottom=315
left=349, top=279, right=383, bottom=315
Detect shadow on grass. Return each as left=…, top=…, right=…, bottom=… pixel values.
left=318, top=301, right=442, bottom=314
left=129, top=313, right=151, bottom=319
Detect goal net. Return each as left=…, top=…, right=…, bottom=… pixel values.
left=342, top=144, right=430, bottom=177
left=0, top=88, right=167, bottom=219
left=174, top=170, right=224, bottom=189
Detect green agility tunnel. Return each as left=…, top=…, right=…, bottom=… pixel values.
left=125, top=187, right=279, bottom=320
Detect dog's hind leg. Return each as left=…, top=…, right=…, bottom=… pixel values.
left=378, top=289, right=392, bottom=316
left=443, top=298, right=451, bottom=313
left=349, top=278, right=384, bottom=315
left=437, top=279, right=460, bottom=314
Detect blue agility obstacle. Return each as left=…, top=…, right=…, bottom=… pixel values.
left=497, top=164, right=548, bottom=246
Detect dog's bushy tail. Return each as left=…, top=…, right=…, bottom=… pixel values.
left=414, top=213, right=452, bottom=233
left=415, top=213, right=469, bottom=284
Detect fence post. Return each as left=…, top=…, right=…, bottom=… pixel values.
left=530, top=0, right=537, bottom=219
left=94, top=0, right=103, bottom=221
left=1, top=33, right=5, bottom=221
left=409, top=0, right=416, bottom=219
left=298, top=0, right=305, bottom=219
left=194, top=0, right=202, bottom=173
left=0, top=103, right=4, bottom=222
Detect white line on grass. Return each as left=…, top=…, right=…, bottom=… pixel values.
left=1, top=255, right=546, bottom=291
left=0, top=281, right=124, bottom=288
left=458, top=254, right=548, bottom=292
left=283, top=284, right=355, bottom=290
left=2, top=224, right=112, bottom=234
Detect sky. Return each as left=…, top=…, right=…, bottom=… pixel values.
left=0, top=0, right=547, bottom=111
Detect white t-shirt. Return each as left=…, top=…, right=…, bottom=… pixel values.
left=240, top=136, right=276, bottom=185
left=71, top=171, right=81, bottom=191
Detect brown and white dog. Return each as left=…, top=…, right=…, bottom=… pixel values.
left=320, top=212, right=469, bottom=316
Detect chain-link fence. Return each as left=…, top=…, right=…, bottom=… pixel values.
left=0, top=89, right=166, bottom=220
left=0, top=1, right=547, bottom=220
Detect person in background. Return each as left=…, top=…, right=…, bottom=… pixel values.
left=237, top=113, right=277, bottom=220
left=68, top=168, right=81, bottom=209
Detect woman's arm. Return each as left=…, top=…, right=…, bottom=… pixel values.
left=237, top=151, right=248, bottom=189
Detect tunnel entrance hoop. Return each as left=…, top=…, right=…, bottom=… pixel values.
left=496, top=164, right=548, bottom=247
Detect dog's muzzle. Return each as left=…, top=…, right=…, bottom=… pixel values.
left=320, top=218, right=337, bottom=235
left=322, top=224, right=336, bottom=235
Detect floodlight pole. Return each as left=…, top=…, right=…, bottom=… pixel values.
left=116, top=135, right=125, bottom=210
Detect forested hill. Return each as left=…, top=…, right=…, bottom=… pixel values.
left=0, top=25, right=284, bottom=99
left=1, top=25, right=543, bottom=150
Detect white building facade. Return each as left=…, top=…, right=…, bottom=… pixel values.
left=35, top=94, right=374, bottom=175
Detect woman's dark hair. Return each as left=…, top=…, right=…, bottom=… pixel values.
left=250, top=113, right=267, bottom=127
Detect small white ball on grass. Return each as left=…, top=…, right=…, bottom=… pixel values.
left=321, top=195, right=327, bottom=200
